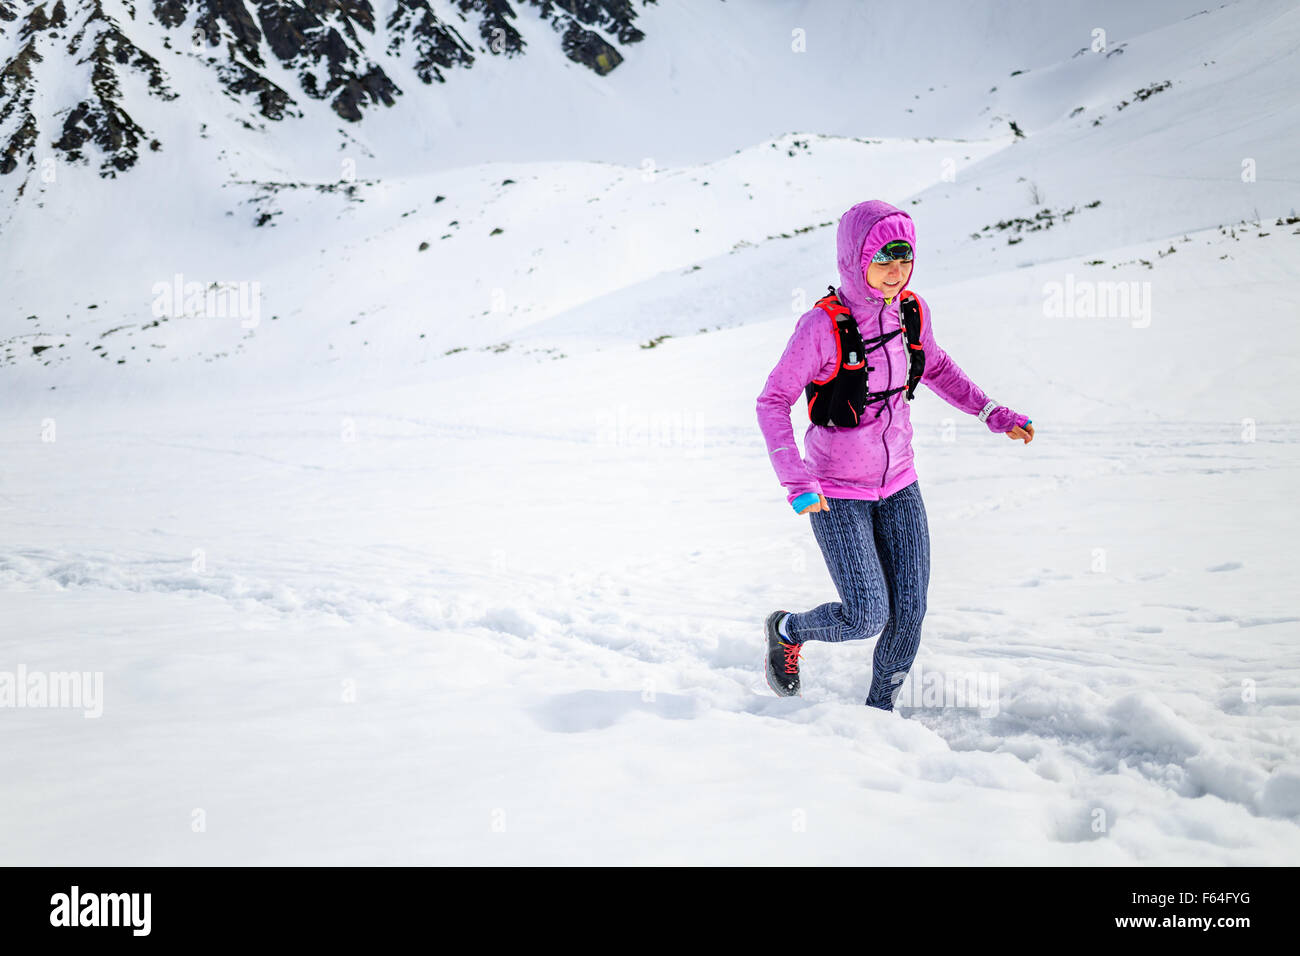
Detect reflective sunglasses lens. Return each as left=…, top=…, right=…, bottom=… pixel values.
left=871, top=241, right=913, bottom=263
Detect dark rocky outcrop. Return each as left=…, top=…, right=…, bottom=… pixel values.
left=0, top=40, right=40, bottom=174
left=386, top=0, right=475, bottom=84
left=559, top=18, right=622, bottom=74
left=1, top=0, right=657, bottom=182
left=51, top=2, right=178, bottom=176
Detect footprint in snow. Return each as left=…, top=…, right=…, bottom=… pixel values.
left=530, top=690, right=705, bottom=733
left=1207, top=561, right=1243, bottom=572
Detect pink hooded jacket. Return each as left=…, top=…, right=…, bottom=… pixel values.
left=756, top=199, right=1029, bottom=504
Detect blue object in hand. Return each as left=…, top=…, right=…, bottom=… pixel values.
left=791, top=492, right=822, bottom=514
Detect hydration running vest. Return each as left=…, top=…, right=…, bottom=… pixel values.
left=804, top=285, right=926, bottom=427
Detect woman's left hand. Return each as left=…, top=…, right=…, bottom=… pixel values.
left=1006, top=422, right=1035, bottom=444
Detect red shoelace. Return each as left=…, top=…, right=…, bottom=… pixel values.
left=781, top=641, right=803, bottom=673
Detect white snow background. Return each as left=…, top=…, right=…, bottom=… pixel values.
left=2, top=0, right=1299, bottom=863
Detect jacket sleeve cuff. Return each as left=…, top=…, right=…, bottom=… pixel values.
left=790, top=492, right=822, bottom=514
left=785, top=481, right=823, bottom=505
left=983, top=404, right=1028, bottom=433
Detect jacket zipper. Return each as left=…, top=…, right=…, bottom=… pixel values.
left=877, top=299, right=894, bottom=487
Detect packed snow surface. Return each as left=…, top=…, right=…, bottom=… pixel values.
left=2, top=0, right=1298, bottom=863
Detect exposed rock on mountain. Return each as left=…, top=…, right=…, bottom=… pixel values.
left=0, top=0, right=655, bottom=181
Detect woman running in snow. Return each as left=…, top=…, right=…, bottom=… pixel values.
left=756, top=199, right=1034, bottom=708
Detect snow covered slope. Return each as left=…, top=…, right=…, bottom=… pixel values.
left=1, top=0, right=1299, bottom=864
left=5, top=0, right=1300, bottom=393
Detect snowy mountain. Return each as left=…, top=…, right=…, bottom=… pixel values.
left=2, top=0, right=1299, bottom=864
left=0, top=0, right=647, bottom=179
left=4, top=0, right=1299, bottom=384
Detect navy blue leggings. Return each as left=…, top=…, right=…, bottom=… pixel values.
left=784, top=480, right=931, bottom=710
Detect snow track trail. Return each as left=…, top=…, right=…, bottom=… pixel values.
left=2, top=373, right=1297, bottom=863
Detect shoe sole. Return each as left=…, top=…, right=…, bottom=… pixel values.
left=763, top=610, right=800, bottom=698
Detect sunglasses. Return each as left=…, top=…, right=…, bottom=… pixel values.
left=870, top=241, right=914, bottom=263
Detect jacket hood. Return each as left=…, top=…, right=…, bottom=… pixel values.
left=835, top=199, right=917, bottom=316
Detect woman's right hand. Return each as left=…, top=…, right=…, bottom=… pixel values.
left=795, top=493, right=830, bottom=515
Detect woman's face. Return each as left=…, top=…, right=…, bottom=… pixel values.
left=865, top=258, right=913, bottom=297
